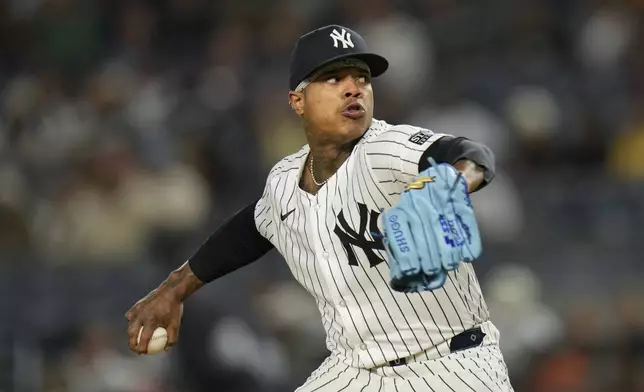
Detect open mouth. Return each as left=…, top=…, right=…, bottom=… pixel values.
left=342, top=102, right=365, bottom=119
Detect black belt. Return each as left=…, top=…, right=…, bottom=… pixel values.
left=388, top=327, right=486, bottom=367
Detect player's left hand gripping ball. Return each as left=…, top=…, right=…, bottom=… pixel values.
left=381, top=158, right=482, bottom=292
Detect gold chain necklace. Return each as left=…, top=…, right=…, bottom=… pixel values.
left=309, top=156, right=327, bottom=186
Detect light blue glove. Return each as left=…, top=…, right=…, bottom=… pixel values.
left=381, top=158, right=482, bottom=292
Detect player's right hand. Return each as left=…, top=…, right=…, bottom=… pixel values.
left=125, top=287, right=184, bottom=355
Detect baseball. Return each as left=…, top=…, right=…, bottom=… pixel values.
left=137, top=327, right=168, bottom=354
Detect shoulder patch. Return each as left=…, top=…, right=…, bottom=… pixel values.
left=408, top=130, right=432, bottom=145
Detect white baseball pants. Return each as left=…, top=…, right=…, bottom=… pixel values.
left=295, top=345, right=514, bottom=392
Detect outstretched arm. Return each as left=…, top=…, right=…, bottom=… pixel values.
left=126, top=200, right=274, bottom=354
left=138, top=199, right=274, bottom=301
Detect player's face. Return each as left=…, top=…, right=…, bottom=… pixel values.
left=295, top=67, right=374, bottom=142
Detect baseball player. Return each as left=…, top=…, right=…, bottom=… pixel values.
left=126, top=25, right=514, bottom=391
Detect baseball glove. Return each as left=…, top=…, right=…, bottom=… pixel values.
left=381, top=158, right=482, bottom=293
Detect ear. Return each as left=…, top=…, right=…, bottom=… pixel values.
left=288, top=91, right=305, bottom=116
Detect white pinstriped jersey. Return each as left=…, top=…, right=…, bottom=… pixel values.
left=254, top=119, right=493, bottom=369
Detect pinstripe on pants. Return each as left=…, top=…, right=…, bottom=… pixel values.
left=295, top=346, right=513, bottom=392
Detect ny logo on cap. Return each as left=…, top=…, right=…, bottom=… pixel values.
left=330, top=28, right=354, bottom=49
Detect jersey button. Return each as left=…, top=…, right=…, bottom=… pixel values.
left=338, top=300, right=346, bottom=307
left=313, top=204, right=320, bottom=211
left=322, top=252, right=329, bottom=259
left=359, top=343, right=367, bottom=351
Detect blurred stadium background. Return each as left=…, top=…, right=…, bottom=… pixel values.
left=1, top=0, right=644, bottom=391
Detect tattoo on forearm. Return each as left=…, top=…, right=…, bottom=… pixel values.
left=163, top=264, right=204, bottom=300
left=166, top=268, right=189, bottom=288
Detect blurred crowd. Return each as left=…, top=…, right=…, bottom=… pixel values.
left=1, top=0, right=644, bottom=391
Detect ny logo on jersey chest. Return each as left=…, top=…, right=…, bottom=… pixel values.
left=334, top=203, right=385, bottom=268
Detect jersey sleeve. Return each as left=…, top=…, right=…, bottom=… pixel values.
left=365, top=125, right=450, bottom=198
left=254, top=173, right=276, bottom=241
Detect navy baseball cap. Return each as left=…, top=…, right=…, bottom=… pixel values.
left=288, top=25, right=389, bottom=91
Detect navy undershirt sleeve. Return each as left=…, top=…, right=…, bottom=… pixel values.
left=188, top=200, right=275, bottom=283
left=418, top=136, right=496, bottom=191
